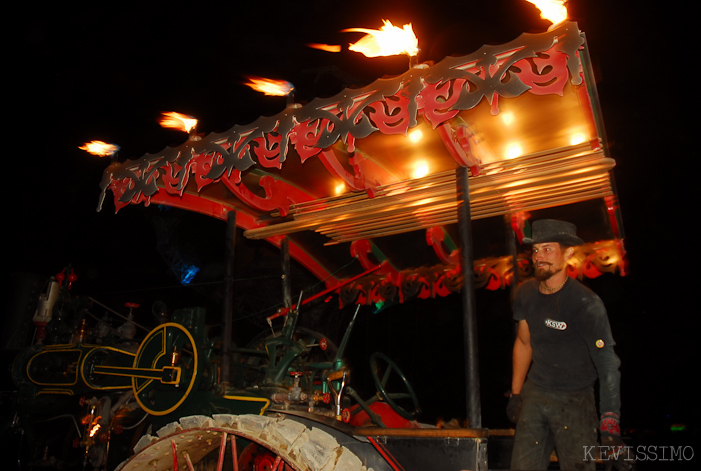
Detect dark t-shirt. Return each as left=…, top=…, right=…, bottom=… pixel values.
left=513, top=277, right=617, bottom=392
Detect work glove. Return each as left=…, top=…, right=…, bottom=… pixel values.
left=506, top=392, right=522, bottom=423
left=600, top=412, right=635, bottom=471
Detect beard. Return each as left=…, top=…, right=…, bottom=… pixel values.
left=534, top=264, right=556, bottom=281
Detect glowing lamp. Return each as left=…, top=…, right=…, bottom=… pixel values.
left=505, top=143, right=523, bottom=159
left=408, top=129, right=424, bottom=143
left=412, top=161, right=430, bottom=179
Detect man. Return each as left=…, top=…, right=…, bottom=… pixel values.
left=507, top=219, right=625, bottom=470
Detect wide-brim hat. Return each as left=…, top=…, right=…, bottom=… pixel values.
left=522, top=219, right=584, bottom=246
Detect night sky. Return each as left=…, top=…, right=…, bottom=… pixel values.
left=5, top=0, right=696, bottom=456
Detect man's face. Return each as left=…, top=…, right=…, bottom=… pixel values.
left=532, top=242, right=570, bottom=281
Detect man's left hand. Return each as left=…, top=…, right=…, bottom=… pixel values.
left=600, top=412, right=635, bottom=471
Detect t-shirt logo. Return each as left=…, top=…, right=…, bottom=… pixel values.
left=545, top=318, right=567, bottom=330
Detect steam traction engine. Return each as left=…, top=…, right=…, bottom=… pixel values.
left=9, top=270, right=455, bottom=471
left=7, top=18, right=626, bottom=471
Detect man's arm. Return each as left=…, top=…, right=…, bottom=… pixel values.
left=590, top=345, right=621, bottom=416
left=511, top=319, right=532, bottom=394
left=578, top=297, right=625, bottom=461
left=591, top=345, right=627, bottom=467
left=579, top=298, right=621, bottom=417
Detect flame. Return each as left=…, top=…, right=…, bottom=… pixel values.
left=159, top=112, right=198, bottom=133
left=526, top=0, right=568, bottom=25
left=79, top=140, right=120, bottom=157
left=244, top=76, right=295, bottom=96
left=308, top=43, right=342, bottom=53
left=343, top=20, right=419, bottom=57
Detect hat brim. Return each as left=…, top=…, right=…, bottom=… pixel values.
left=522, top=234, right=584, bottom=246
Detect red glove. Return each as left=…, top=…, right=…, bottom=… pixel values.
left=600, top=411, right=621, bottom=436
left=599, top=412, right=635, bottom=470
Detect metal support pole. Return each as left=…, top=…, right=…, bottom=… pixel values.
left=456, top=166, right=482, bottom=428
left=220, top=211, right=237, bottom=389
left=281, top=237, right=292, bottom=310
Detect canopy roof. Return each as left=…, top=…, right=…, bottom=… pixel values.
left=99, top=21, right=625, bottom=308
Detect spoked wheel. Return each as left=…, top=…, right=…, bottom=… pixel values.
left=238, top=442, right=296, bottom=471
left=116, top=414, right=369, bottom=471
left=369, top=352, right=421, bottom=420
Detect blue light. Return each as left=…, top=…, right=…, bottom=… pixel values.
left=180, top=265, right=200, bottom=284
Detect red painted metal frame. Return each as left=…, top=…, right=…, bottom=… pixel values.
left=97, top=22, right=623, bottom=306
left=98, top=22, right=585, bottom=216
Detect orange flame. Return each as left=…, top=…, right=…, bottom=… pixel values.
left=343, top=20, right=419, bottom=57
left=244, top=76, right=295, bottom=96
left=159, top=111, right=198, bottom=133
left=79, top=140, right=120, bottom=157
left=307, top=43, right=342, bottom=53
left=526, top=0, right=568, bottom=25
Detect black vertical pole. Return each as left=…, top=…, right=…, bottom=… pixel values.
left=457, top=166, right=482, bottom=428
left=220, top=210, right=237, bottom=389
left=281, top=237, right=292, bottom=310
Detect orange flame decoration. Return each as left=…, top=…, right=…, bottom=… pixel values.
left=79, top=140, right=120, bottom=157
left=243, top=76, right=295, bottom=96
left=343, top=20, right=419, bottom=57
left=159, top=111, right=198, bottom=133
left=526, top=0, right=568, bottom=25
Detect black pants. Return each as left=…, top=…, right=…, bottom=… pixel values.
left=511, top=381, right=598, bottom=470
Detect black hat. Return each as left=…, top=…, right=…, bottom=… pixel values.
left=522, top=219, right=584, bottom=246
